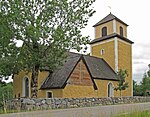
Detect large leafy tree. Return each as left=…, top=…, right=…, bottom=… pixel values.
left=114, top=69, right=129, bottom=97
left=0, top=0, right=96, bottom=98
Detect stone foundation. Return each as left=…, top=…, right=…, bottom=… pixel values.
left=6, top=97, right=150, bottom=111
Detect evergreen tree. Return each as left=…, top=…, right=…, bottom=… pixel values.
left=0, top=0, right=96, bottom=98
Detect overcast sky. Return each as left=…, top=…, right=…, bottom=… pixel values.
left=81, top=0, right=150, bottom=83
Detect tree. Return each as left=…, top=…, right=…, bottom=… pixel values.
left=133, top=80, right=143, bottom=96
left=0, top=0, right=96, bottom=98
left=114, top=69, right=129, bottom=97
left=141, top=72, right=150, bottom=96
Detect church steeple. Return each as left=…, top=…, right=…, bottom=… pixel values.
left=92, top=13, right=130, bottom=39
left=90, top=13, right=133, bottom=96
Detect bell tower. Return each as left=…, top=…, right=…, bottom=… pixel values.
left=90, top=13, right=134, bottom=96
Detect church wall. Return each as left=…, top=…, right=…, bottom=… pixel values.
left=118, top=40, right=132, bottom=96
left=62, top=85, right=97, bottom=98
left=13, top=71, right=32, bottom=98
left=95, top=21, right=113, bottom=39
left=62, top=59, right=97, bottom=98
left=91, top=39, right=115, bottom=71
left=116, top=21, right=127, bottom=37
left=94, top=79, right=120, bottom=97
left=38, top=89, right=63, bottom=98
left=13, top=70, right=50, bottom=98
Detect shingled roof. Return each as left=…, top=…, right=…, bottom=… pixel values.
left=90, top=33, right=134, bottom=44
left=93, top=13, right=128, bottom=27
left=41, top=52, right=118, bottom=89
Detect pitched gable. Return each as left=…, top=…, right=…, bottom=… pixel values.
left=41, top=52, right=118, bottom=90
left=67, top=60, right=93, bottom=86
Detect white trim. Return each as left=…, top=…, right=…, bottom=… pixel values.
left=100, top=49, right=105, bottom=55
left=90, top=45, right=92, bottom=56
left=107, top=82, right=114, bottom=97
left=46, top=91, right=53, bottom=98
left=113, top=20, right=117, bottom=33
left=22, top=76, right=30, bottom=97
left=118, top=39, right=132, bottom=46
left=114, top=37, right=118, bottom=72
left=91, top=39, right=114, bottom=47
left=94, top=27, right=96, bottom=39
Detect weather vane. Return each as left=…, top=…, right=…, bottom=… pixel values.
left=108, top=6, right=111, bottom=13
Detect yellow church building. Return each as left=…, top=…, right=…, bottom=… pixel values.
left=13, top=13, right=134, bottom=98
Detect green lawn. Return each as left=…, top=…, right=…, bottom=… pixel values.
left=117, top=110, right=150, bottom=117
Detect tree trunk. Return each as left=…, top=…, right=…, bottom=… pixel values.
left=31, top=65, right=39, bottom=98
left=120, top=90, right=122, bottom=97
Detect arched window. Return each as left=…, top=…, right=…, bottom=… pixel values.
left=23, top=77, right=29, bottom=97
left=100, top=49, right=105, bottom=55
left=102, top=27, right=107, bottom=37
left=108, top=82, right=114, bottom=97
left=120, top=26, right=123, bottom=36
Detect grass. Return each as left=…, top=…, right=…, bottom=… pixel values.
left=117, top=110, right=150, bottom=117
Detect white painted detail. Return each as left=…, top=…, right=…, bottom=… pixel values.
left=91, top=39, right=114, bottom=47
left=90, top=45, right=92, bottom=56
left=114, top=37, right=118, bottom=72
left=22, top=76, right=30, bottom=97
left=113, top=20, right=117, bottom=33
left=46, top=91, right=53, bottom=98
left=107, top=82, right=114, bottom=97
left=118, top=39, right=132, bottom=46
left=100, top=49, right=105, bottom=55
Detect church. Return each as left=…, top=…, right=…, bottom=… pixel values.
left=13, top=13, right=133, bottom=98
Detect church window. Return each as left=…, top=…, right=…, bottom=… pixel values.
left=100, top=49, right=105, bottom=55
left=120, top=26, right=123, bottom=36
left=102, top=27, right=107, bottom=37
left=108, top=82, right=114, bottom=97
left=47, top=92, right=53, bottom=98
left=23, top=77, right=29, bottom=97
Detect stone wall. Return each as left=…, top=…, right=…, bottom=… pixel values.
left=6, top=97, right=150, bottom=111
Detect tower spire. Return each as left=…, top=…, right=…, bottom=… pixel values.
left=108, top=6, right=111, bottom=14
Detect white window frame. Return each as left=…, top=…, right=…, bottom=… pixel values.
left=46, top=91, right=53, bottom=98
left=100, top=49, right=105, bottom=55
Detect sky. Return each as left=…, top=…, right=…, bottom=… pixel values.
left=81, top=0, right=150, bottom=83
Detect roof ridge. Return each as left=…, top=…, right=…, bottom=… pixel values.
left=93, top=13, right=128, bottom=27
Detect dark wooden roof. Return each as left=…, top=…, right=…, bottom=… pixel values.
left=83, top=55, right=117, bottom=80
left=41, top=52, right=118, bottom=89
left=90, top=33, right=134, bottom=44
left=93, top=13, right=128, bottom=27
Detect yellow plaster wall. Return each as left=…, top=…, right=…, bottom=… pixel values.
left=116, top=21, right=127, bottom=37
left=94, top=79, right=120, bottom=97
left=13, top=70, right=49, bottom=98
left=13, top=71, right=32, bottom=98
left=118, top=40, right=132, bottom=96
left=95, top=21, right=113, bottom=39
left=62, top=85, right=97, bottom=98
left=91, top=39, right=115, bottom=70
left=38, top=89, right=63, bottom=98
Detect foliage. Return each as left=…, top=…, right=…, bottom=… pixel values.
left=133, top=80, right=143, bottom=96
left=114, top=69, right=129, bottom=97
left=0, top=81, right=13, bottom=112
left=133, top=68, right=150, bottom=96
left=0, top=0, right=96, bottom=97
left=141, top=72, right=150, bottom=96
